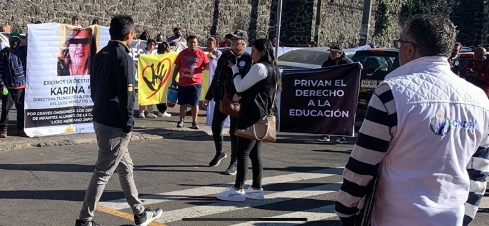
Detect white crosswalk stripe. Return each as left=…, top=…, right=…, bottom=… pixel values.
left=94, top=168, right=489, bottom=225
left=98, top=167, right=343, bottom=210
left=97, top=167, right=344, bottom=224
left=481, top=196, right=489, bottom=209
left=229, top=205, right=336, bottom=226
left=156, top=183, right=340, bottom=223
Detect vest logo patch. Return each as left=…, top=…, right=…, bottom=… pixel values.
left=429, top=112, right=476, bottom=136
left=430, top=112, right=451, bottom=136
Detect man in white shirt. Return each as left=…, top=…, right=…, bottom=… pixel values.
left=167, top=27, right=186, bottom=44
left=335, top=14, right=489, bottom=226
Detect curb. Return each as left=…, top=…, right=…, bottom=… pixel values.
left=0, top=126, right=213, bottom=152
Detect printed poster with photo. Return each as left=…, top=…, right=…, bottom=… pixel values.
left=24, top=23, right=103, bottom=137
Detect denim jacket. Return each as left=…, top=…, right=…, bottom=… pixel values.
left=0, top=46, right=27, bottom=89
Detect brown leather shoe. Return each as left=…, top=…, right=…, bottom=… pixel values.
left=0, top=130, right=7, bottom=138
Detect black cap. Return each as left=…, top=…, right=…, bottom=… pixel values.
left=329, top=44, right=343, bottom=51
left=224, top=33, right=233, bottom=39
left=227, top=29, right=248, bottom=41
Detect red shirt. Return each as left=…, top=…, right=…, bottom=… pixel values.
left=175, top=48, right=209, bottom=86
left=218, top=42, right=230, bottom=47
left=462, top=58, right=489, bottom=96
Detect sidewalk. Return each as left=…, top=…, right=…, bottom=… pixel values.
left=0, top=106, right=213, bottom=152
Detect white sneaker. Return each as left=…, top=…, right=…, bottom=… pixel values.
left=146, top=112, right=157, bottom=118
left=244, top=186, right=265, bottom=200
left=138, top=112, right=146, bottom=118
left=216, top=187, right=245, bottom=202
left=158, top=111, right=172, bottom=117
left=134, top=208, right=163, bottom=226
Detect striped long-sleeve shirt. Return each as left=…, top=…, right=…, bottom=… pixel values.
left=335, top=83, right=489, bottom=225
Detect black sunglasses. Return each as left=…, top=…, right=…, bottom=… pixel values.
left=69, top=38, right=91, bottom=45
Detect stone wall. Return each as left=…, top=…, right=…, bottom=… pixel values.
left=273, top=0, right=410, bottom=48
left=0, top=0, right=486, bottom=48
left=278, top=0, right=315, bottom=46
left=0, top=0, right=273, bottom=44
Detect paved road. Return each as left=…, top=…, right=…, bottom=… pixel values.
left=0, top=133, right=488, bottom=226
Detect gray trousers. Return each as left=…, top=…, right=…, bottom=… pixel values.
left=79, top=122, right=144, bottom=221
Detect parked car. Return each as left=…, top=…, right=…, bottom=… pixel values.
left=455, top=52, right=474, bottom=75
left=351, top=48, right=400, bottom=124
left=277, top=47, right=357, bottom=69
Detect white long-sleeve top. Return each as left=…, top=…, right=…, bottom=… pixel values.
left=232, top=63, right=268, bottom=92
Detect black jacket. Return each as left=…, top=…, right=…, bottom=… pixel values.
left=321, top=55, right=353, bottom=68
left=205, top=50, right=253, bottom=101
left=90, top=41, right=136, bottom=132
left=237, top=62, right=276, bottom=129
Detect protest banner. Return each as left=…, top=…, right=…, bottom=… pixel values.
left=23, top=23, right=348, bottom=137
left=137, top=52, right=178, bottom=106
left=24, top=23, right=101, bottom=137
left=137, top=50, right=210, bottom=106
left=279, top=63, right=361, bottom=136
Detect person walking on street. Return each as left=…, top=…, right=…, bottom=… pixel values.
left=0, top=32, right=27, bottom=138
left=217, top=39, right=279, bottom=201
left=171, top=35, right=209, bottom=129
left=204, top=30, right=253, bottom=175
left=75, top=15, right=162, bottom=226
left=335, top=14, right=489, bottom=226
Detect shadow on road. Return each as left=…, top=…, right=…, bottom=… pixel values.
left=134, top=164, right=223, bottom=174
left=263, top=166, right=343, bottom=174
left=0, top=189, right=125, bottom=201
left=312, top=149, right=352, bottom=154
left=0, top=163, right=93, bottom=172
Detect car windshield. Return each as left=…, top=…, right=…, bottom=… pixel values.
left=351, top=52, right=399, bottom=79
left=278, top=50, right=329, bottom=65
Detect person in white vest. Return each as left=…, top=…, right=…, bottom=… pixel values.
left=335, top=14, right=489, bottom=226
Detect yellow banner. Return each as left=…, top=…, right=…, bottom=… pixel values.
left=138, top=52, right=178, bottom=105
left=138, top=51, right=211, bottom=105
left=201, top=68, right=210, bottom=101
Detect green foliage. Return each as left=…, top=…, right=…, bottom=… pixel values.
left=374, top=0, right=391, bottom=36
left=399, top=0, right=452, bottom=25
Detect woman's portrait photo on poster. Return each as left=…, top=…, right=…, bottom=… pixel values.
left=57, top=28, right=94, bottom=76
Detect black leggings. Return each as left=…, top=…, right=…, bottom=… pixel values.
left=0, top=89, right=24, bottom=131
left=211, top=100, right=237, bottom=164
left=234, top=136, right=263, bottom=189
left=156, top=103, right=168, bottom=113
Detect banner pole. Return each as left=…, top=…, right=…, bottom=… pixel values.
left=275, top=0, right=283, bottom=61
